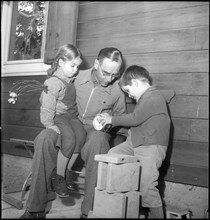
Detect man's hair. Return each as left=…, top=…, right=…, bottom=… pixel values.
left=97, top=47, right=123, bottom=64
left=119, top=65, right=152, bottom=87
left=97, top=47, right=124, bottom=75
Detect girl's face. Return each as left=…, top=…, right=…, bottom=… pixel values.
left=59, top=56, right=82, bottom=78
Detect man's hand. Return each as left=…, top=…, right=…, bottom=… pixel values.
left=99, top=113, right=112, bottom=126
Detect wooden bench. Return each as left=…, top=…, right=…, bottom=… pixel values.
left=3, top=132, right=126, bottom=209
left=2, top=138, right=86, bottom=209
left=9, top=138, right=34, bottom=158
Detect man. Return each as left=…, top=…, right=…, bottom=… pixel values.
left=74, top=47, right=126, bottom=218
left=20, top=47, right=126, bottom=219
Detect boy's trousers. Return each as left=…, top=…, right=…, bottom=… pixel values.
left=108, top=135, right=167, bottom=209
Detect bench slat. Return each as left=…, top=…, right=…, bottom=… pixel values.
left=10, top=138, right=34, bottom=146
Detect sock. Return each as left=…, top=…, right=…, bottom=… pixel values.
left=57, top=150, right=68, bottom=177
left=67, top=153, right=79, bottom=171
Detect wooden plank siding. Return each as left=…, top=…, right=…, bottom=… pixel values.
left=76, top=1, right=209, bottom=187
left=77, top=4, right=209, bottom=39
left=44, top=1, right=79, bottom=64
left=1, top=76, right=45, bottom=156
left=1, top=1, right=208, bottom=187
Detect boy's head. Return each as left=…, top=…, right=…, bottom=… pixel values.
left=119, top=65, right=152, bottom=101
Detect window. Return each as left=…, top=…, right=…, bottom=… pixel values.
left=2, top=1, right=78, bottom=76
left=9, top=1, right=46, bottom=61
left=1, top=1, right=50, bottom=76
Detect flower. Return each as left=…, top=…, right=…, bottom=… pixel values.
left=8, top=97, right=17, bottom=104
left=9, top=92, right=18, bottom=98
left=8, top=80, right=48, bottom=104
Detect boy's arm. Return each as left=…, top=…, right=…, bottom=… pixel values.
left=112, top=94, right=166, bottom=127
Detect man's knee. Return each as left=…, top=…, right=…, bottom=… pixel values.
left=81, top=131, right=110, bottom=159
left=88, top=131, right=110, bottom=144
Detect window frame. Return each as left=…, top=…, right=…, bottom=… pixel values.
left=1, top=1, right=50, bottom=77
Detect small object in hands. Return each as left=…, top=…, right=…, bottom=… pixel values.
left=93, top=114, right=112, bottom=132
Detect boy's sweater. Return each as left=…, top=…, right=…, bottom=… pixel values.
left=112, top=86, right=175, bottom=147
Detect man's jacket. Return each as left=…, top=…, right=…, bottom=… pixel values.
left=74, top=68, right=126, bottom=126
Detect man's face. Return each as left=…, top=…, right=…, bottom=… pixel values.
left=94, top=58, right=121, bottom=86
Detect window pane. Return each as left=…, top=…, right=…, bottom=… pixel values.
left=8, top=1, right=47, bottom=61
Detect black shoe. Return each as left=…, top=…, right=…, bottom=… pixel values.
left=80, top=213, right=88, bottom=219
left=54, top=174, right=70, bottom=197
left=19, top=210, right=46, bottom=219
left=65, top=170, right=77, bottom=191
left=66, top=183, right=77, bottom=191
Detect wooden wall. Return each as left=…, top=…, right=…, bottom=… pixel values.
left=1, top=1, right=209, bottom=187
left=2, top=75, right=46, bottom=157
left=76, top=1, right=209, bottom=187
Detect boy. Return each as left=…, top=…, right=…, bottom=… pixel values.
left=100, top=65, right=175, bottom=218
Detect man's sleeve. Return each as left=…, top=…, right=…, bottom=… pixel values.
left=110, top=86, right=128, bottom=136
left=112, top=86, right=126, bottom=116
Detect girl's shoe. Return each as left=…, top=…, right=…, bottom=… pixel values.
left=65, top=170, right=77, bottom=191
left=54, top=174, right=69, bottom=197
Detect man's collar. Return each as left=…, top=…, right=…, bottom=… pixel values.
left=78, top=67, right=112, bottom=94
left=91, top=69, right=112, bottom=94
left=78, top=68, right=93, bottom=85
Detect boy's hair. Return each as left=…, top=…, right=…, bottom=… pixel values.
left=47, top=44, right=81, bottom=76
left=119, top=65, right=152, bottom=87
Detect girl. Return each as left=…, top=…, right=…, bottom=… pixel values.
left=40, top=44, right=86, bottom=197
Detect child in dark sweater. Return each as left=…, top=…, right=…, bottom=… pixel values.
left=100, top=65, right=175, bottom=218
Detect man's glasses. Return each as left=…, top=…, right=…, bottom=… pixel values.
left=99, top=64, right=120, bottom=79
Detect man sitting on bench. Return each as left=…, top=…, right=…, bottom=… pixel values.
left=20, top=47, right=126, bottom=219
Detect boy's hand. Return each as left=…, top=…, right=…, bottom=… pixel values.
left=47, top=125, right=61, bottom=134
left=99, top=113, right=112, bottom=126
